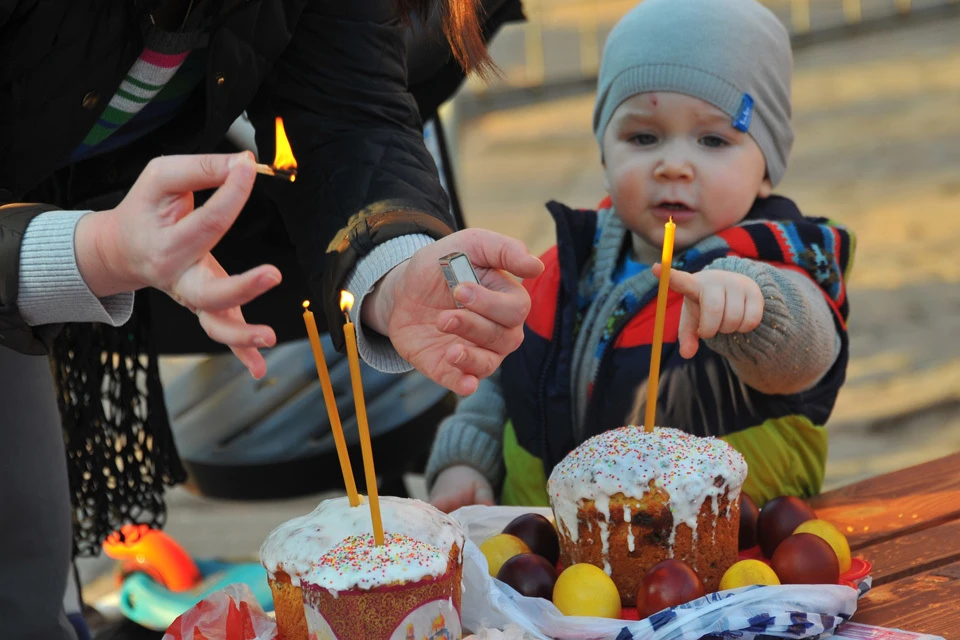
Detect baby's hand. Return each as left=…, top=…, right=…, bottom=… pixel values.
left=429, top=465, right=495, bottom=513
left=652, top=263, right=764, bottom=359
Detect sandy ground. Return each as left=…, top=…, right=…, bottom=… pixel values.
left=80, top=9, right=960, bottom=604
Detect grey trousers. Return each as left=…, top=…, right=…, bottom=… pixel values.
left=0, top=348, right=78, bottom=640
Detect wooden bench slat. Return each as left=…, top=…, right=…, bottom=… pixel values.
left=846, top=518, right=960, bottom=586
left=810, top=452, right=960, bottom=548
left=852, top=558, right=960, bottom=635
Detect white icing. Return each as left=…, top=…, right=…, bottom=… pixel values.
left=624, top=505, right=635, bottom=553
left=599, top=522, right=611, bottom=575
left=260, top=495, right=463, bottom=591
left=547, top=426, right=747, bottom=564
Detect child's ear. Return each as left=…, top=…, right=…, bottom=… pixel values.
left=757, top=176, right=773, bottom=198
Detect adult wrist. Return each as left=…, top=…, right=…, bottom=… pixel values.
left=74, top=210, right=137, bottom=298
left=361, top=261, right=405, bottom=336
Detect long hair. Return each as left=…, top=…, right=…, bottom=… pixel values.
left=397, top=0, right=494, bottom=77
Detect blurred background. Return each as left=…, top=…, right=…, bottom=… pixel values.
left=82, top=0, right=960, bottom=626
left=449, top=0, right=960, bottom=492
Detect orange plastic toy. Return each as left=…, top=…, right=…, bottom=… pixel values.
left=102, top=524, right=202, bottom=592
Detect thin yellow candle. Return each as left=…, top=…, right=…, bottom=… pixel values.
left=644, top=217, right=676, bottom=433
left=302, top=301, right=360, bottom=507
left=339, top=291, right=385, bottom=546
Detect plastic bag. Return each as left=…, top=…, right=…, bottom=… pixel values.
left=162, top=583, right=277, bottom=640
left=465, top=625, right=542, bottom=639
left=453, top=505, right=865, bottom=640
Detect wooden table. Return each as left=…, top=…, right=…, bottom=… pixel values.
left=809, top=451, right=960, bottom=637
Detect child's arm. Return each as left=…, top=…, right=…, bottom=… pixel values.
left=655, top=257, right=840, bottom=395
left=702, top=257, right=840, bottom=395
left=425, top=369, right=508, bottom=511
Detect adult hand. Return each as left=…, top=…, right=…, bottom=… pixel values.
left=75, top=152, right=280, bottom=379
left=363, top=229, right=543, bottom=395
left=429, top=465, right=495, bottom=513
left=652, top=262, right=764, bottom=359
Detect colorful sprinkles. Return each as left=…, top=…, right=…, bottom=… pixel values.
left=312, top=533, right=446, bottom=590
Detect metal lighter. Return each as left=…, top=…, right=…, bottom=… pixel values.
left=438, top=252, right=480, bottom=308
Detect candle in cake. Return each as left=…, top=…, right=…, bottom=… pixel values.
left=644, top=216, right=676, bottom=433
left=301, top=301, right=360, bottom=507
left=339, top=291, right=385, bottom=546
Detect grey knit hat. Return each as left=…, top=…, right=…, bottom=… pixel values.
left=593, top=0, right=794, bottom=185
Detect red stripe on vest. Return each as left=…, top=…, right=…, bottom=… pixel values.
left=719, top=226, right=758, bottom=258
left=524, top=246, right=560, bottom=339
left=615, top=292, right=683, bottom=348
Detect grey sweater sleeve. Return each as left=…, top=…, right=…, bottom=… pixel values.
left=703, top=257, right=841, bottom=395
left=343, top=233, right=434, bottom=374
left=18, top=211, right=134, bottom=327
left=424, top=369, right=507, bottom=491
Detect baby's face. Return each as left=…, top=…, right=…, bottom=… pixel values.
left=602, top=92, right=772, bottom=256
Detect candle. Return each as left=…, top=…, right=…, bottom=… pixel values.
left=302, top=301, right=359, bottom=507
left=340, top=291, right=385, bottom=546
left=644, top=217, right=676, bottom=433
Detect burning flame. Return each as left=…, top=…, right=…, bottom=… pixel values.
left=302, top=300, right=311, bottom=310
left=340, top=291, right=355, bottom=313
left=273, top=117, right=297, bottom=180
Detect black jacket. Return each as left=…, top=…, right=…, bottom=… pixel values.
left=0, top=0, right=484, bottom=353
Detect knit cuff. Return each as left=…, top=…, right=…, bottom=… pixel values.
left=703, top=256, right=839, bottom=395
left=424, top=418, right=504, bottom=491
left=344, top=234, right=434, bottom=373
left=703, top=256, right=786, bottom=365
left=18, top=211, right=134, bottom=327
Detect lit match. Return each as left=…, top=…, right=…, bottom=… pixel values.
left=256, top=116, right=297, bottom=182
left=255, top=163, right=297, bottom=182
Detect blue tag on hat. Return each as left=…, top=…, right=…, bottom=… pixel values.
left=733, top=93, right=753, bottom=132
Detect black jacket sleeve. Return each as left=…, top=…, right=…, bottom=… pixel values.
left=247, top=0, right=454, bottom=350
left=0, top=202, right=64, bottom=354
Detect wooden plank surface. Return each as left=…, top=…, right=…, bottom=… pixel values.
left=852, top=558, right=960, bottom=636
left=809, top=452, right=960, bottom=549
left=851, top=518, right=960, bottom=586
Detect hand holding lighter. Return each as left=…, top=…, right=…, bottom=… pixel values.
left=438, top=252, right=480, bottom=308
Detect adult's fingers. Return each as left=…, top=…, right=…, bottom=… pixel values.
left=456, top=229, right=544, bottom=280
left=444, top=340, right=503, bottom=381
left=178, top=264, right=282, bottom=313
left=451, top=273, right=531, bottom=331
left=433, top=348, right=481, bottom=396
left=139, top=152, right=253, bottom=200
left=170, top=153, right=256, bottom=253
left=230, top=344, right=268, bottom=380
left=197, top=308, right=277, bottom=351
left=436, top=308, right=524, bottom=358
